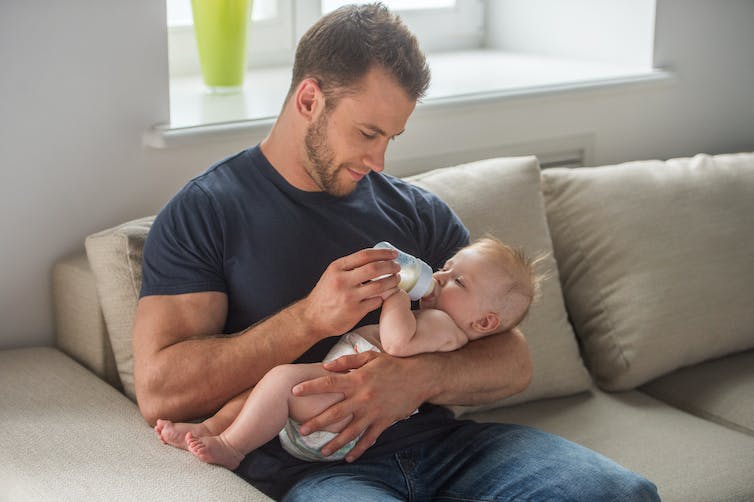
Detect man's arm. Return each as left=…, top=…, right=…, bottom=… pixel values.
left=293, top=327, right=531, bottom=462
left=132, top=248, right=401, bottom=425
left=132, top=292, right=317, bottom=425
left=421, top=327, right=531, bottom=405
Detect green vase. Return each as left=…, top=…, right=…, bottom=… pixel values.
left=191, top=0, right=253, bottom=94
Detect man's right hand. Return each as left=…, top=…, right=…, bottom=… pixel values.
left=300, top=247, right=401, bottom=339
left=132, top=247, right=400, bottom=425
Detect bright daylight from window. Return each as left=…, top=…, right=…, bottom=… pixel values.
left=155, top=0, right=661, bottom=148
left=167, top=0, right=277, bottom=25
left=322, top=0, right=455, bottom=12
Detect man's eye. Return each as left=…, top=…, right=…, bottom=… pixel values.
left=360, top=131, right=376, bottom=139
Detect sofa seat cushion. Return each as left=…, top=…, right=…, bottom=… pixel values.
left=0, top=347, right=269, bottom=502
left=542, top=152, right=754, bottom=391
left=408, top=156, right=591, bottom=412
left=641, top=349, right=754, bottom=436
left=467, top=388, right=754, bottom=502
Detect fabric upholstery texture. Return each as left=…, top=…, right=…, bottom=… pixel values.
left=409, top=156, right=591, bottom=412
left=0, top=347, right=269, bottom=502
left=53, top=253, right=120, bottom=389
left=468, top=387, right=754, bottom=502
left=542, top=153, right=754, bottom=391
left=641, top=349, right=754, bottom=436
left=85, top=216, right=154, bottom=399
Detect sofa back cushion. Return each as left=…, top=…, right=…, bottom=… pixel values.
left=542, top=153, right=754, bottom=391
left=408, top=157, right=591, bottom=413
left=85, top=216, right=154, bottom=399
left=85, top=156, right=591, bottom=408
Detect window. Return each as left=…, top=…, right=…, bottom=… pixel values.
left=167, top=0, right=293, bottom=77
left=154, top=0, right=662, bottom=146
left=166, top=0, right=483, bottom=77
left=318, top=1, right=484, bottom=52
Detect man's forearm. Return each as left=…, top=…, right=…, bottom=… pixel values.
left=415, top=328, right=532, bottom=406
left=134, top=299, right=318, bottom=424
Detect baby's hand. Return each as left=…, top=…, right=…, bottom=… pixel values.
left=380, top=286, right=401, bottom=301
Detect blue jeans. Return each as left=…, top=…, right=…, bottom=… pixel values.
left=282, top=423, right=659, bottom=501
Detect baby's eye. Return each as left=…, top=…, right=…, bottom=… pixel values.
left=455, top=277, right=465, bottom=288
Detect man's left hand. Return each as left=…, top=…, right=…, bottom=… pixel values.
left=291, top=350, right=427, bottom=462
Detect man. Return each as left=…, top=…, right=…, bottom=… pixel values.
left=133, top=3, right=659, bottom=500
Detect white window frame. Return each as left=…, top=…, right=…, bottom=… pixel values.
left=299, top=0, right=484, bottom=53
left=168, top=0, right=294, bottom=78
left=167, top=0, right=484, bottom=78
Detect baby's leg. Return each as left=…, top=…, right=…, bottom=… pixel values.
left=188, top=363, right=344, bottom=469
left=156, top=388, right=251, bottom=450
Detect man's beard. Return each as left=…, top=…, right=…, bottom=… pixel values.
left=304, top=111, right=354, bottom=197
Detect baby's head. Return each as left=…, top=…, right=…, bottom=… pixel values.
left=421, top=236, right=546, bottom=339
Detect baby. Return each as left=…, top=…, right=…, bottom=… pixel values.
left=155, top=237, right=544, bottom=469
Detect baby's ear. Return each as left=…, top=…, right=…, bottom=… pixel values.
left=472, top=313, right=501, bottom=334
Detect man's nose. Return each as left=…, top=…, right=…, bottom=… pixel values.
left=363, top=143, right=387, bottom=172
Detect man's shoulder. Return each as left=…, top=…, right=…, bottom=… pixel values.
left=369, top=171, right=446, bottom=208
left=190, top=147, right=256, bottom=190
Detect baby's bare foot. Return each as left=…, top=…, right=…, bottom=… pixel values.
left=155, top=420, right=209, bottom=450
left=186, top=432, right=244, bottom=470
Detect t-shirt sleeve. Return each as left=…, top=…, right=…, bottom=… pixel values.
left=140, top=182, right=226, bottom=297
left=413, top=188, right=470, bottom=270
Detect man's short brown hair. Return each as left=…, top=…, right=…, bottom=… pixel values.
left=287, top=2, right=431, bottom=107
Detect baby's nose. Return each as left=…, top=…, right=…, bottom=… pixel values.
left=434, top=270, right=448, bottom=286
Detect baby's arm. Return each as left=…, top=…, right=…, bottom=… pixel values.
left=379, top=289, right=469, bottom=357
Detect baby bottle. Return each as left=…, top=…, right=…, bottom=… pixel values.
left=374, top=242, right=436, bottom=300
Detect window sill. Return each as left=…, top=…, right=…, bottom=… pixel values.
left=145, top=49, right=674, bottom=149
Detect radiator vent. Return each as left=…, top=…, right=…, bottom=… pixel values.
left=391, top=134, right=593, bottom=177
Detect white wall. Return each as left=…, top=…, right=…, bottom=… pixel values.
left=1, top=0, right=753, bottom=349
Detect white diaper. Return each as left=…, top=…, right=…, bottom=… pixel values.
left=278, top=332, right=380, bottom=461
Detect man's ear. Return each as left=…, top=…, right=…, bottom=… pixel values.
left=472, top=313, right=501, bottom=334
left=295, top=78, right=323, bottom=120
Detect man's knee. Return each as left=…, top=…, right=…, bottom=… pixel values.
left=615, top=472, right=660, bottom=502
left=565, top=462, right=659, bottom=502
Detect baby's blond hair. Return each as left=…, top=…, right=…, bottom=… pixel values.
left=468, top=236, right=549, bottom=331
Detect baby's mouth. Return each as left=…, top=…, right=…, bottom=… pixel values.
left=420, top=290, right=436, bottom=309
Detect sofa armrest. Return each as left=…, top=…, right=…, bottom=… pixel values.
left=53, top=253, right=121, bottom=390
left=0, top=347, right=270, bottom=501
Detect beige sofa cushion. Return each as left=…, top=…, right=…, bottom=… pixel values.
left=641, top=349, right=754, bottom=436
left=469, top=387, right=754, bottom=502
left=85, top=216, right=154, bottom=400
left=409, top=156, right=591, bottom=412
left=542, top=153, right=754, bottom=391
left=0, top=347, right=268, bottom=501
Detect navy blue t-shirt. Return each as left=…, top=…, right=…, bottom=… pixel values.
left=141, top=145, right=470, bottom=497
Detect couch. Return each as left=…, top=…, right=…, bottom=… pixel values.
left=2, top=152, right=753, bottom=501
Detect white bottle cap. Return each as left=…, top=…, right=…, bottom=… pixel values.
left=407, top=260, right=434, bottom=301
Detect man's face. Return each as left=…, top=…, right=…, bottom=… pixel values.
left=302, top=67, right=416, bottom=197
